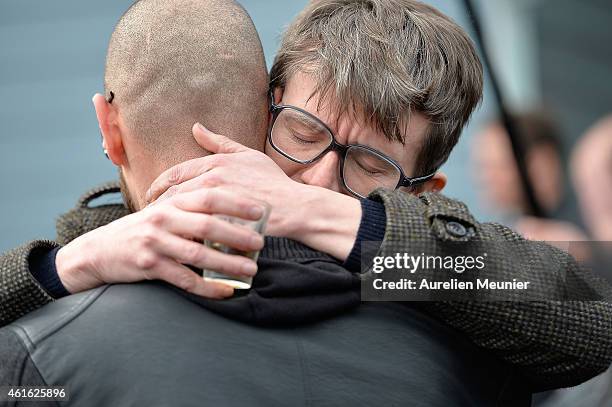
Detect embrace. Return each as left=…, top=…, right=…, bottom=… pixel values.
left=1, top=0, right=611, bottom=406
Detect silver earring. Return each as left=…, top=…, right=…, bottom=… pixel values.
left=102, top=141, right=109, bottom=160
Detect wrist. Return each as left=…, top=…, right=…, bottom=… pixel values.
left=55, top=235, right=101, bottom=293
left=279, top=183, right=320, bottom=241
left=292, top=186, right=362, bottom=260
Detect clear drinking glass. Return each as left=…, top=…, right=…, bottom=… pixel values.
left=202, top=201, right=271, bottom=290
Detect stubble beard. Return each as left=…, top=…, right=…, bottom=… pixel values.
left=119, top=169, right=139, bottom=214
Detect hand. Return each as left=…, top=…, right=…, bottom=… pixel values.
left=145, top=123, right=311, bottom=240
left=55, top=188, right=266, bottom=299
left=145, top=123, right=362, bottom=260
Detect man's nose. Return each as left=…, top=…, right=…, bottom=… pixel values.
left=298, top=151, right=342, bottom=192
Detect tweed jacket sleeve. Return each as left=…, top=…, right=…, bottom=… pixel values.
left=369, top=188, right=612, bottom=391
left=0, top=182, right=129, bottom=327
left=0, top=240, right=58, bottom=327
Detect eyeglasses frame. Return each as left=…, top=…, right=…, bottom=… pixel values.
left=268, top=92, right=436, bottom=197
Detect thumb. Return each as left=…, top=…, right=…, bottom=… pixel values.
left=193, top=123, right=248, bottom=154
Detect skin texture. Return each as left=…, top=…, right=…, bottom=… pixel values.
left=148, top=123, right=363, bottom=261
left=56, top=189, right=265, bottom=298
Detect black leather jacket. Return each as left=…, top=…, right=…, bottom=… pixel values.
left=0, top=277, right=530, bottom=407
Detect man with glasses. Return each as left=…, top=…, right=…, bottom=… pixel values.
left=1, top=0, right=611, bottom=399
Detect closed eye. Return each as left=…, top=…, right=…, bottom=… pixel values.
left=354, top=158, right=384, bottom=176
left=289, top=130, right=320, bottom=145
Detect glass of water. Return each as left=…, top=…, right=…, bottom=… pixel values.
left=202, top=201, right=271, bottom=290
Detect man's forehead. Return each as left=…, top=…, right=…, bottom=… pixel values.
left=286, top=88, right=423, bottom=172
left=286, top=72, right=426, bottom=131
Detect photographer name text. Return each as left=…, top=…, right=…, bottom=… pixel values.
left=370, top=253, right=531, bottom=291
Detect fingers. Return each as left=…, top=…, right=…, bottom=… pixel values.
left=152, top=177, right=202, bottom=205
left=193, top=122, right=247, bottom=154
left=145, top=122, right=249, bottom=204
left=168, top=188, right=265, bottom=221
left=156, top=208, right=264, bottom=252
left=151, top=257, right=235, bottom=299
left=152, top=231, right=260, bottom=278
left=145, top=157, right=213, bottom=204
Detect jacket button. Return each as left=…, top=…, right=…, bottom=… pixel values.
left=446, top=221, right=467, bottom=237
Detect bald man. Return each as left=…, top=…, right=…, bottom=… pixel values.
left=103, top=0, right=269, bottom=212
left=1, top=1, right=611, bottom=402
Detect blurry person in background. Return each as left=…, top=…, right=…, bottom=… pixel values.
left=571, top=114, right=612, bottom=241
left=472, top=111, right=588, bottom=242
left=570, top=115, right=612, bottom=280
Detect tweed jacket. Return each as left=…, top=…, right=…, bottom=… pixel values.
left=1, top=182, right=611, bottom=392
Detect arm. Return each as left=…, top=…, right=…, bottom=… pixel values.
left=0, top=241, right=57, bottom=327
left=0, top=182, right=271, bottom=326
left=0, top=183, right=131, bottom=327
left=144, top=129, right=612, bottom=389
left=259, top=180, right=612, bottom=389
left=369, top=189, right=612, bottom=391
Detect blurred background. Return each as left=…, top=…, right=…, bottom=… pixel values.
left=1, top=0, right=612, bottom=252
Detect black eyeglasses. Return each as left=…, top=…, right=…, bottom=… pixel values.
left=268, top=94, right=436, bottom=198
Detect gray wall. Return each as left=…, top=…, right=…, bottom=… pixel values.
left=536, top=0, right=612, bottom=146
left=0, top=1, right=513, bottom=252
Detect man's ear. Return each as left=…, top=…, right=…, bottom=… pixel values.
left=93, top=93, right=127, bottom=166
left=420, top=172, right=447, bottom=193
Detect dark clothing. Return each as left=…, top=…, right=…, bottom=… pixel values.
left=1, top=182, right=612, bottom=390
left=0, top=280, right=530, bottom=407
left=343, top=197, right=387, bottom=271
left=190, top=237, right=361, bottom=326
left=30, top=246, right=67, bottom=298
